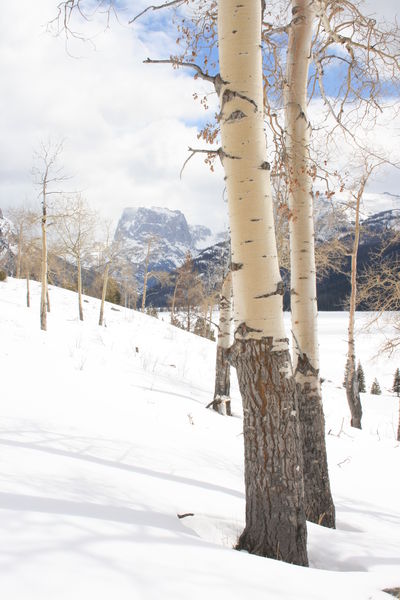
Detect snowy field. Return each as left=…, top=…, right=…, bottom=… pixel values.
left=0, top=278, right=399, bottom=600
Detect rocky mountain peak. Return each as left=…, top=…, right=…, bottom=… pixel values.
left=114, top=206, right=217, bottom=287
left=115, top=206, right=194, bottom=247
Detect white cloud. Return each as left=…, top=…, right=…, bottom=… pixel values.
left=0, top=0, right=226, bottom=232
left=0, top=0, right=397, bottom=237
left=362, top=0, right=399, bottom=21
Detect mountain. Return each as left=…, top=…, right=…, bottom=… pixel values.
left=143, top=207, right=400, bottom=310
left=2, top=202, right=399, bottom=311
left=361, top=208, right=400, bottom=236
left=314, top=196, right=351, bottom=243
left=315, top=208, right=400, bottom=310
left=144, top=239, right=230, bottom=308
left=114, top=206, right=222, bottom=287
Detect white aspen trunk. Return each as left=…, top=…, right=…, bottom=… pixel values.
left=346, top=188, right=363, bottom=429
left=170, top=278, right=179, bottom=323
left=218, top=0, right=307, bottom=565
left=26, top=271, right=30, bottom=308
left=77, top=256, right=84, bottom=321
left=99, top=262, right=110, bottom=326
left=284, top=0, right=335, bottom=528
left=141, top=239, right=152, bottom=311
left=212, top=271, right=232, bottom=415
left=16, top=223, right=23, bottom=279
left=40, top=196, right=48, bottom=331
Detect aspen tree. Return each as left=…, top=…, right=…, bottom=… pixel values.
left=97, top=229, right=122, bottom=327
left=141, top=237, right=153, bottom=312
left=345, top=181, right=363, bottom=428
left=33, top=141, right=65, bottom=331
left=217, top=0, right=307, bottom=564
left=211, top=270, right=232, bottom=415
left=284, top=0, right=335, bottom=528
left=7, top=206, right=38, bottom=304
left=344, top=162, right=381, bottom=428
left=54, top=195, right=96, bottom=322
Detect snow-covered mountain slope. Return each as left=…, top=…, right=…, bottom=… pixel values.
left=114, top=206, right=223, bottom=287
left=0, top=278, right=399, bottom=599
left=314, top=195, right=400, bottom=244
left=362, top=209, right=400, bottom=235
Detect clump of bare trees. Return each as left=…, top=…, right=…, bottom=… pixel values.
left=52, top=194, right=96, bottom=322
left=51, top=0, right=400, bottom=567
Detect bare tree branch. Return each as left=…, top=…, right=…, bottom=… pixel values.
left=144, top=57, right=217, bottom=85
left=129, top=0, right=186, bottom=24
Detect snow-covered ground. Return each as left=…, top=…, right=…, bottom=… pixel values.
left=0, top=278, right=399, bottom=600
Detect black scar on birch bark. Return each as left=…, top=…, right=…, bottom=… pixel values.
left=230, top=336, right=308, bottom=566
left=295, top=353, right=336, bottom=528
left=220, top=88, right=258, bottom=114
left=254, top=280, right=284, bottom=299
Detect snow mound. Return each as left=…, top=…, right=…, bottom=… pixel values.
left=0, top=278, right=399, bottom=600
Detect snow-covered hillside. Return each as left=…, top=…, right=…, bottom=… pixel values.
left=0, top=278, right=399, bottom=600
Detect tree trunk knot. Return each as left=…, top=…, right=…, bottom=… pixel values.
left=295, top=352, right=319, bottom=378
left=231, top=262, right=243, bottom=271
left=255, top=281, right=284, bottom=299
left=235, top=322, right=263, bottom=339
left=221, top=88, right=258, bottom=113
left=383, top=589, right=400, bottom=598
left=227, top=110, right=247, bottom=122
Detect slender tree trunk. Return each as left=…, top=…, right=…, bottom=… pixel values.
left=208, top=303, right=213, bottom=338
left=26, top=270, right=30, bottom=308
left=170, top=278, right=179, bottom=323
left=346, top=186, right=363, bottom=429
left=218, top=0, right=308, bottom=565
left=202, top=303, right=208, bottom=338
left=397, top=400, right=400, bottom=442
left=99, top=262, right=110, bottom=326
left=46, top=285, right=51, bottom=313
left=284, top=0, right=335, bottom=528
left=142, top=238, right=152, bottom=311
left=77, top=256, right=84, bottom=321
left=16, top=223, right=23, bottom=279
left=186, top=297, right=190, bottom=331
left=213, top=271, right=232, bottom=415
left=40, top=197, right=48, bottom=331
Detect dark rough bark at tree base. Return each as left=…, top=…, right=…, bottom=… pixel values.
left=383, top=588, right=400, bottom=598
left=231, top=336, right=308, bottom=566
left=213, top=346, right=231, bottom=415
left=346, top=368, right=362, bottom=429
left=296, top=380, right=335, bottom=528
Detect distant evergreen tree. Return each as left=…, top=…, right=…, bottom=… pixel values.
left=356, top=361, right=366, bottom=393
left=392, top=368, right=400, bottom=397
left=370, top=378, right=382, bottom=395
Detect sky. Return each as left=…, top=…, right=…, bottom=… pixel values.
left=0, top=0, right=399, bottom=234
